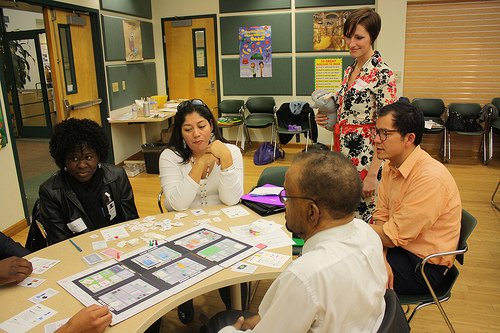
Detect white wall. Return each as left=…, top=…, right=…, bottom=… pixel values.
left=376, top=0, right=406, bottom=97
left=0, top=97, right=25, bottom=230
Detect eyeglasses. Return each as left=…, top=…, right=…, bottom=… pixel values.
left=371, top=127, right=399, bottom=142
left=177, top=99, right=208, bottom=112
left=278, top=189, right=318, bottom=206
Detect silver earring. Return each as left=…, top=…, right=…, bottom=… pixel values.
left=183, top=139, right=187, bottom=149
left=209, top=132, right=215, bottom=143
left=64, top=167, right=67, bottom=171
left=98, top=163, right=102, bottom=169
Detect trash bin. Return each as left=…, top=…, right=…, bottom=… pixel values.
left=141, top=142, right=168, bottom=174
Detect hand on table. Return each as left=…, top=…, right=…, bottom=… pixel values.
left=56, top=305, right=112, bottom=333
left=0, top=256, right=33, bottom=285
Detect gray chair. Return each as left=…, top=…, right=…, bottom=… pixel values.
left=256, top=166, right=288, bottom=187
left=483, top=98, right=500, bottom=164
left=412, top=98, right=447, bottom=162
left=243, top=97, right=277, bottom=151
left=446, top=103, right=484, bottom=162
left=398, top=209, right=477, bottom=332
left=274, top=103, right=315, bottom=156
left=377, top=289, right=410, bottom=333
left=256, top=166, right=304, bottom=255
left=492, top=180, right=500, bottom=211
left=158, top=189, right=167, bottom=213
left=215, top=99, right=248, bottom=148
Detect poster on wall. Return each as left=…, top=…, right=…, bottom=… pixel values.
left=314, top=58, right=343, bottom=92
left=123, top=19, right=143, bottom=61
left=313, top=11, right=353, bottom=51
left=0, top=108, right=7, bottom=149
left=239, top=26, right=272, bottom=78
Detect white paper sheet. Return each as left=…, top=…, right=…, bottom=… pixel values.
left=247, top=251, right=291, bottom=269
left=100, top=225, right=130, bottom=241
left=0, top=304, right=57, bottom=333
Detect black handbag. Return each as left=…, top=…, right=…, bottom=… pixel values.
left=445, top=111, right=465, bottom=131
left=446, top=112, right=482, bottom=132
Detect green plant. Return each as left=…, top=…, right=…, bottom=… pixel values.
left=7, top=39, right=35, bottom=90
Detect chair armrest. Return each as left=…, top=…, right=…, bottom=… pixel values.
left=421, top=246, right=468, bottom=269
left=417, top=246, right=467, bottom=308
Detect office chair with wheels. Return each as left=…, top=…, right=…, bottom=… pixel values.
left=376, top=289, right=410, bottom=333
left=243, top=97, right=277, bottom=151
left=412, top=98, right=447, bottom=162
left=397, top=209, right=477, bottom=332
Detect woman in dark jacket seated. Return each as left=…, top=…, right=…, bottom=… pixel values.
left=39, top=118, right=139, bottom=244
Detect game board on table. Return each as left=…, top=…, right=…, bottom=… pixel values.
left=58, top=225, right=263, bottom=325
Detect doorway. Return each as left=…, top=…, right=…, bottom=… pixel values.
left=162, top=15, right=220, bottom=111
left=0, top=2, right=109, bottom=219
left=4, top=29, right=55, bottom=138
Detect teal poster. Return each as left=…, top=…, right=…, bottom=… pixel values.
left=239, top=26, right=272, bottom=78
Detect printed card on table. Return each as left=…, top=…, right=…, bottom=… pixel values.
left=0, top=304, right=57, bottom=333
left=29, top=257, right=60, bottom=275
left=221, top=206, right=250, bottom=218
left=18, top=276, right=46, bottom=288
left=247, top=251, right=290, bottom=269
left=28, top=288, right=59, bottom=304
left=100, top=248, right=124, bottom=259
left=100, top=225, right=130, bottom=241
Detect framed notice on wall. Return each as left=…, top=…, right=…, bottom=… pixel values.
left=123, top=19, right=143, bottom=61
left=313, top=11, right=353, bottom=51
left=314, top=58, right=342, bottom=92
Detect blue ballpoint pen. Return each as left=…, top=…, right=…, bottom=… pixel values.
left=69, top=239, right=82, bottom=252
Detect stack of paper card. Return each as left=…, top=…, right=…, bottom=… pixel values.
left=249, top=186, right=284, bottom=196
left=424, top=120, right=444, bottom=129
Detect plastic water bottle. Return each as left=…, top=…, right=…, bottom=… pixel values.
left=143, top=97, right=151, bottom=117
left=131, top=103, right=138, bottom=118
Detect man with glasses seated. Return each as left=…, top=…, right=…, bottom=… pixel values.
left=369, top=100, right=461, bottom=295
left=202, top=150, right=387, bottom=333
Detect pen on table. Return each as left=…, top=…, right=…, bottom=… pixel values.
left=69, top=239, right=82, bottom=252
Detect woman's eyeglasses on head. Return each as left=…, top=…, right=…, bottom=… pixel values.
left=177, top=99, right=208, bottom=112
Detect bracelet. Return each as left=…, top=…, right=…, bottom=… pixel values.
left=221, top=165, right=235, bottom=173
